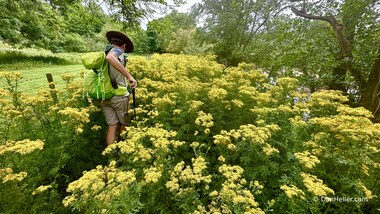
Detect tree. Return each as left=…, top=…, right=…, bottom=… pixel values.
left=128, top=27, right=150, bottom=53
left=289, top=0, right=380, bottom=120
left=246, top=16, right=338, bottom=92
left=93, top=0, right=185, bottom=28
left=0, top=0, right=184, bottom=52
left=193, top=0, right=284, bottom=66
left=146, top=11, right=196, bottom=53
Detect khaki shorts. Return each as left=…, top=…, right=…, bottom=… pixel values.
left=102, top=96, right=130, bottom=125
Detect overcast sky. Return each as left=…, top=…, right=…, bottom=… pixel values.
left=140, top=0, right=202, bottom=29
left=176, top=0, right=202, bottom=13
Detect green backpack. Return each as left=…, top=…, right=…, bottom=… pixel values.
left=82, top=51, right=115, bottom=100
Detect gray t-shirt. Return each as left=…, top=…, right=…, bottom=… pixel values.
left=108, top=47, right=128, bottom=94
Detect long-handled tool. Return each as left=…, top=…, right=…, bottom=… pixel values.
left=131, top=88, right=136, bottom=120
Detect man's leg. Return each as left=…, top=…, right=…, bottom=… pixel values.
left=118, top=124, right=126, bottom=142
left=106, top=124, right=118, bottom=145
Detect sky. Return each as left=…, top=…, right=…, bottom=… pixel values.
left=175, top=0, right=202, bottom=13
left=140, top=0, right=202, bottom=29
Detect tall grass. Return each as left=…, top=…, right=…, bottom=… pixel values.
left=0, top=50, right=77, bottom=70
left=0, top=47, right=84, bottom=93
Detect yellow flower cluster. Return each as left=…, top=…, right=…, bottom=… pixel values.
left=310, top=113, right=380, bottom=144
left=0, top=71, right=22, bottom=78
left=60, top=74, right=75, bottom=83
left=152, top=94, right=176, bottom=107
left=213, top=124, right=280, bottom=156
left=294, top=151, right=320, bottom=169
left=337, top=106, right=374, bottom=118
left=239, top=124, right=280, bottom=144
left=143, top=165, right=163, bottom=184
left=0, top=168, right=28, bottom=183
left=195, top=111, right=214, bottom=134
left=32, top=185, right=53, bottom=195
left=308, top=90, right=349, bottom=108
left=22, top=89, right=55, bottom=106
left=208, top=87, right=228, bottom=101
left=166, top=157, right=212, bottom=195
left=213, top=130, right=234, bottom=145
left=58, top=106, right=96, bottom=134
left=63, top=161, right=136, bottom=207
left=188, top=100, right=204, bottom=112
left=231, top=99, right=244, bottom=108
left=224, top=63, right=267, bottom=86
left=103, top=125, right=184, bottom=162
left=218, top=155, right=226, bottom=162
left=300, top=172, right=334, bottom=196
left=58, top=107, right=90, bottom=123
left=0, top=72, right=23, bottom=88
left=195, top=111, right=214, bottom=128
left=205, top=164, right=264, bottom=213
left=262, top=144, right=279, bottom=156
left=280, top=185, right=305, bottom=200
left=358, top=182, right=374, bottom=199
left=0, top=139, right=44, bottom=155
left=276, top=77, right=298, bottom=88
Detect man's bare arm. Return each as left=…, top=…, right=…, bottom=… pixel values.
left=106, top=52, right=137, bottom=88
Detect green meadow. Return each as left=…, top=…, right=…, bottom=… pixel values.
left=0, top=47, right=82, bottom=92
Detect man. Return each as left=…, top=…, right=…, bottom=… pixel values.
left=103, top=31, right=137, bottom=145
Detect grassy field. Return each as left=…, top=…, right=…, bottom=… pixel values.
left=0, top=44, right=146, bottom=94
left=0, top=65, right=84, bottom=93
left=0, top=45, right=84, bottom=93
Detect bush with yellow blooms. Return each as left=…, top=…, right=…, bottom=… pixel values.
left=1, top=54, right=379, bottom=213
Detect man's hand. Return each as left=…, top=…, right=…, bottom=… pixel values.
left=129, top=79, right=137, bottom=88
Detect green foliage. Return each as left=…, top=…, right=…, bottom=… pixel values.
left=101, top=0, right=185, bottom=28
left=128, top=28, right=150, bottom=54
left=0, top=50, right=72, bottom=69
left=56, top=55, right=378, bottom=213
left=0, top=0, right=106, bottom=53
left=0, top=71, right=108, bottom=213
left=146, top=11, right=196, bottom=53
left=193, top=0, right=283, bottom=66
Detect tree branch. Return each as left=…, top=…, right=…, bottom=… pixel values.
left=290, top=6, right=337, bottom=26
left=290, top=5, right=365, bottom=86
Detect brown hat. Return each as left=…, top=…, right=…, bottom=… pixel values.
left=106, top=31, right=134, bottom=53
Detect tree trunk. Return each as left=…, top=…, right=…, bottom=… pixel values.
left=290, top=6, right=353, bottom=92
left=329, top=62, right=348, bottom=92
left=360, top=49, right=380, bottom=121
left=290, top=3, right=380, bottom=120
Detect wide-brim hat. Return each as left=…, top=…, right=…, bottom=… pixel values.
left=106, top=31, right=134, bottom=53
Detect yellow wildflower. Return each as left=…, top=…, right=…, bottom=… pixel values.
left=294, top=151, right=320, bottom=169
left=188, top=100, right=204, bottom=112
left=195, top=111, right=214, bottom=128
left=301, top=172, right=334, bottom=196
left=227, top=144, right=236, bottom=150
left=262, top=144, right=279, bottom=156
left=2, top=171, right=28, bottom=183
left=208, top=87, right=228, bottom=101
left=62, top=195, right=76, bottom=207
left=231, top=99, right=244, bottom=108
left=32, top=185, right=53, bottom=195
left=358, top=182, right=374, bottom=199
left=144, top=166, right=162, bottom=184
left=280, top=185, right=305, bottom=200
left=91, top=125, right=102, bottom=131
left=0, top=139, right=44, bottom=155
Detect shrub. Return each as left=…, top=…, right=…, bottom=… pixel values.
left=1, top=54, right=379, bottom=213
left=0, top=71, right=107, bottom=213
left=67, top=54, right=379, bottom=213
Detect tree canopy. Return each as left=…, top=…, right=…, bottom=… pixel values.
left=1, top=0, right=379, bottom=119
